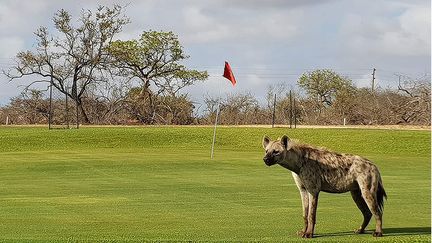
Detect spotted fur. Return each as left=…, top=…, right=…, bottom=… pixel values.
left=262, top=135, right=387, bottom=238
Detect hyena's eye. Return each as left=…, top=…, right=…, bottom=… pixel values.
left=273, top=150, right=280, bottom=154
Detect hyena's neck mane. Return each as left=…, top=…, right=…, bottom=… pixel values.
left=280, top=140, right=340, bottom=173
left=288, top=141, right=339, bottom=166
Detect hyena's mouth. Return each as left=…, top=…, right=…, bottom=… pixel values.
left=263, top=157, right=276, bottom=166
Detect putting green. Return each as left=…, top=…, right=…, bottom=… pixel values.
left=0, top=126, right=430, bottom=242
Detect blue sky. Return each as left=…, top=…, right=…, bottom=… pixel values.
left=0, top=0, right=430, bottom=106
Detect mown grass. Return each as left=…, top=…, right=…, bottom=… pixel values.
left=0, top=126, right=430, bottom=242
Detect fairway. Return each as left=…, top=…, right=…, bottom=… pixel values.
left=0, top=126, right=430, bottom=242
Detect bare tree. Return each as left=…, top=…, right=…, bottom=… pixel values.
left=396, top=74, right=431, bottom=124
left=4, top=5, right=130, bottom=125
left=0, top=90, right=49, bottom=124
left=83, top=78, right=132, bottom=124
left=265, top=82, right=288, bottom=110
left=203, top=92, right=265, bottom=125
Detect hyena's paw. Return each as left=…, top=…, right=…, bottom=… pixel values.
left=354, top=228, right=365, bottom=234
left=372, top=231, right=383, bottom=237
left=296, top=230, right=305, bottom=236
left=301, top=232, right=314, bottom=238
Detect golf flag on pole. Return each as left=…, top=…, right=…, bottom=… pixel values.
left=223, top=61, right=236, bottom=86
left=211, top=61, right=236, bottom=159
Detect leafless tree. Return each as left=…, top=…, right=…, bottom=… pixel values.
left=0, top=90, right=48, bottom=124
left=4, top=5, right=130, bottom=124
left=396, top=74, right=431, bottom=124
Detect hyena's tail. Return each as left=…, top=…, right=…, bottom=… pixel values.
left=377, top=179, right=387, bottom=213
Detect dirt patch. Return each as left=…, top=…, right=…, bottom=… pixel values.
left=1, top=124, right=430, bottom=131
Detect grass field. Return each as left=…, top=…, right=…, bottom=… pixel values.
left=0, top=126, right=430, bottom=242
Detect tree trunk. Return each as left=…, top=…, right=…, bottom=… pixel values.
left=148, top=94, right=157, bottom=125
left=78, top=101, right=91, bottom=124
left=76, top=98, right=90, bottom=124
left=140, top=81, right=156, bottom=124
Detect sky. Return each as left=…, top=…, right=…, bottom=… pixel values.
left=0, top=0, right=430, bottom=107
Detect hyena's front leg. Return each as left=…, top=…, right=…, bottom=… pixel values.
left=292, top=173, right=309, bottom=236
left=302, top=192, right=319, bottom=238
left=296, top=188, right=309, bottom=236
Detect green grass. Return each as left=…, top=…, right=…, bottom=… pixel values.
left=0, top=126, right=430, bottom=242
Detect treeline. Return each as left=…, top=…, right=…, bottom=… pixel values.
left=1, top=70, right=430, bottom=126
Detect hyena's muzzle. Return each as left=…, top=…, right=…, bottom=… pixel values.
left=263, top=154, right=277, bottom=166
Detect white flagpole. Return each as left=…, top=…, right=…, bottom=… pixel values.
left=211, top=61, right=235, bottom=159
left=210, top=101, right=220, bottom=159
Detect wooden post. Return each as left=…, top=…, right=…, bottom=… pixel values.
left=48, top=77, right=53, bottom=130
left=76, top=99, right=79, bottom=129
left=293, top=92, right=297, bottom=129
left=272, top=93, right=276, bottom=128
left=65, top=92, right=69, bottom=129
left=289, top=90, right=292, bottom=129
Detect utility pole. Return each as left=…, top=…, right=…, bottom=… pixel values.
left=397, top=74, right=402, bottom=88
left=371, top=68, right=376, bottom=92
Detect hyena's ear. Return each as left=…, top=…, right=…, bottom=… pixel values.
left=262, top=135, right=271, bottom=149
left=281, top=135, right=290, bottom=150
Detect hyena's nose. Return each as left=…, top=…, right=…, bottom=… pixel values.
left=263, top=156, right=273, bottom=166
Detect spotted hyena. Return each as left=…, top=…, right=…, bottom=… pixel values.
left=262, top=135, right=387, bottom=238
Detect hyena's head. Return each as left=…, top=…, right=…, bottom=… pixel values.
left=262, top=135, right=290, bottom=166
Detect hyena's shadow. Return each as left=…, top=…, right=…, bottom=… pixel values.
left=314, top=227, right=431, bottom=238
left=383, top=227, right=431, bottom=236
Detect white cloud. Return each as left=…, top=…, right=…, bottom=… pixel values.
left=179, top=4, right=303, bottom=44
left=339, top=2, right=430, bottom=57
left=181, top=6, right=230, bottom=43
left=198, top=0, right=335, bottom=10
left=397, top=5, right=431, bottom=55
left=0, top=37, right=24, bottom=58
left=0, top=0, right=51, bottom=35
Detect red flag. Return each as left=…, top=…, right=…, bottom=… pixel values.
left=223, top=61, right=236, bottom=86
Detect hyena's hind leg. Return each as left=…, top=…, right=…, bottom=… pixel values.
left=350, top=189, right=372, bottom=234
left=358, top=178, right=384, bottom=237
